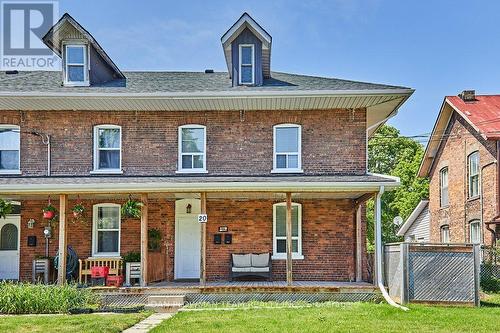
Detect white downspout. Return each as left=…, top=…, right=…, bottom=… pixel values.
left=375, top=185, right=409, bottom=311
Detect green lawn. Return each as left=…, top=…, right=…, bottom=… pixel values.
left=0, top=312, right=149, bottom=333
left=151, top=298, right=500, bottom=333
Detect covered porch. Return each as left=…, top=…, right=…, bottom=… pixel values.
left=0, top=175, right=395, bottom=288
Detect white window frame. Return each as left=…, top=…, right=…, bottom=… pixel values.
left=468, top=152, right=480, bottom=198
left=469, top=220, right=481, bottom=244
left=272, top=202, right=303, bottom=260
left=0, top=124, right=21, bottom=175
left=63, top=43, right=89, bottom=87
left=272, top=124, right=303, bottom=173
left=440, top=167, right=449, bottom=207
left=440, top=225, right=450, bottom=243
left=92, top=203, right=121, bottom=257
left=92, top=125, right=122, bottom=174
left=177, top=124, right=207, bottom=174
left=238, top=44, right=255, bottom=85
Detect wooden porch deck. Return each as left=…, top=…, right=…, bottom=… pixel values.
left=101, top=280, right=378, bottom=294
left=97, top=281, right=381, bottom=305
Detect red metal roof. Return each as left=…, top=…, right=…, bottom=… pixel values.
left=447, top=95, right=500, bottom=140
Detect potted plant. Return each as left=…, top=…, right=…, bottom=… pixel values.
left=0, top=199, right=13, bottom=219
left=42, top=203, right=57, bottom=220
left=121, top=196, right=143, bottom=219
left=123, top=251, right=141, bottom=286
left=72, top=203, right=85, bottom=219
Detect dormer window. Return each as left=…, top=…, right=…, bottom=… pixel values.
left=64, top=44, right=88, bottom=86
left=239, top=44, right=254, bottom=85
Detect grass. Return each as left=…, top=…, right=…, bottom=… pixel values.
left=0, top=312, right=150, bottom=333
left=151, top=297, right=500, bottom=333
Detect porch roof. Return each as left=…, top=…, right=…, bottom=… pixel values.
left=0, top=173, right=398, bottom=195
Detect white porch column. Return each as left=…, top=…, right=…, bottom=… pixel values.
left=286, top=192, right=293, bottom=286
left=57, top=194, right=67, bottom=285
left=355, top=205, right=363, bottom=282
left=374, top=186, right=384, bottom=286
left=200, top=192, right=207, bottom=285
left=140, top=194, right=148, bottom=287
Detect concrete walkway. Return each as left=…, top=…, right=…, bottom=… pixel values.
left=122, top=312, right=174, bottom=333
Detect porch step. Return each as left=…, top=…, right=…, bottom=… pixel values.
left=146, top=295, right=186, bottom=313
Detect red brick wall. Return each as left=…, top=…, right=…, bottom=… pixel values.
left=0, top=108, right=366, bottom=176
left=428, top=112, right=497, bottom=245
left=19, top=197, right=363, bottom=282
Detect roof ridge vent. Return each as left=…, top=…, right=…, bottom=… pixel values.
left=459, top=90, right=476, bottom=102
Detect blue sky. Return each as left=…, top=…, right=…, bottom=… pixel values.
left=58, top=0, right=500, bottom=140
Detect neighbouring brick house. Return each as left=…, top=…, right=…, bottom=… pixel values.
left=419, top=91, right=500, bottom=246
left=0, top=12, right=413, bottom=287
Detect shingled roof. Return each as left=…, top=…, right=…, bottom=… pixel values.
left=0, top=70, right=408, bottom=94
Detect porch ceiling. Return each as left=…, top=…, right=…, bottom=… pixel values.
left=0, top=174, right=398, bottom=197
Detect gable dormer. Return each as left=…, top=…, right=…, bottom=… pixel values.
left=42, top=13, right=125, bottom=87
left=221, top=13, right=272, bottom=87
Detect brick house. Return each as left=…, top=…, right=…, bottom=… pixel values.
left=0, top=13, right=413, bottom=287
left=419, top=91, right=500, bottom=246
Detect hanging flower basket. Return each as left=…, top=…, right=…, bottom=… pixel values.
left=0, top=199, right=13, bottom=219
left=42, top=199, right=57, bottom=220
left=72, top=203, right=85, bottom=219
left=121, top=196, right=143, bottom=219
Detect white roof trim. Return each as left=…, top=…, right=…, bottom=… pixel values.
left=221, top=13, right=271, bottom=45
left=0, top=179, right=400, bottom=195
left=397, top=200, right=429, bottom=236
left=0, top=88, right=413, bottom=98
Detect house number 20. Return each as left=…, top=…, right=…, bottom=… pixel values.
left=198, top=214, right=208, bottom=223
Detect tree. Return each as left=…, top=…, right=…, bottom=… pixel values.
left=366, top=125, right=429, bottom=247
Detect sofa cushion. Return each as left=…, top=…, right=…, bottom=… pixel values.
left=251, top=253, right=269, bottom=268
left=232, top=267, right=252, bottom=272
left=232, top=254, right=251, bottom=268
left=250, top=267, right=270, bottom=273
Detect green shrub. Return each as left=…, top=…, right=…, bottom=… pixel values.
left=0, top=282, right=100, bottom=314
left=480, top=263, right=500, bottom=293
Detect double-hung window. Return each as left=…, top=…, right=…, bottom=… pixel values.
left=469, top=220, right=481, bottom=244
left=239, top=44, right=254, bottom=85
left=178, top=125, right=206, bottom=173
left=440, top=167, right=449, bottom=207
left=64, top=44, right=88, bottom=86
left=273, top=202, right=303, bottom=259
left=273, top=124, right=302, bottom=172
left=0, top=125, right=20, bottom=174
left=92, top=204, right=120, bottom=257
left=440, top=225, right=450, bottom=243
left=468, top=152, right=479, bottom=198
left=93, top=125, right=122, bottom=173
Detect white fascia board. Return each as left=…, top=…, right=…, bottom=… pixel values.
left=221, top=13, right=272, bottom=45
left=0, top=180, right=400, bottom=195
left=397, top=200, right=429, bottom=236
left=0, top=88, right=414, bottom=99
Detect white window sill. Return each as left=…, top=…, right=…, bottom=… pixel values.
left=90, top=169, right=123, bottom=175
left=0, top=170, right=21, bottom=175
left=271, top=169, right=304, bottom=174
left=271, top=254, right=304, bottom=260
left=176, top=170, right=208, bottom=174
left=89, top=255, right=122, bottom=259
left=63, top=81, right=90, bottom=87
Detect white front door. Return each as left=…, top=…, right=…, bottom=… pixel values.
left=0, top=216, right=20, bottom=280
left=175, top=215, right=201, bottom=279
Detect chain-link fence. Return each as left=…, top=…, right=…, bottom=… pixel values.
left=481, top=245, right=500, bottom=293
left=384, top=243, right=480, bottom=306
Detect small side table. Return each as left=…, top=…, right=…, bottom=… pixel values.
left=125, top=262, right=142, bottom=286
left=32, top=258, right=52, bottom=284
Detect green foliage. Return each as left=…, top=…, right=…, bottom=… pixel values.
left=148, top=228, right=162, bottom=251
left=0, top=199, right=12, bottom=219
left=367, top=125, right=429, bottom=245
left=480, top=267, right=500, bottom=293
left=122, top=251, right=141, bottom=263
left=42, top=204, right=57, bottom=213
left=0, top=282, right=100, bottom=314
left=121, top=198, right=143, bottom=219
